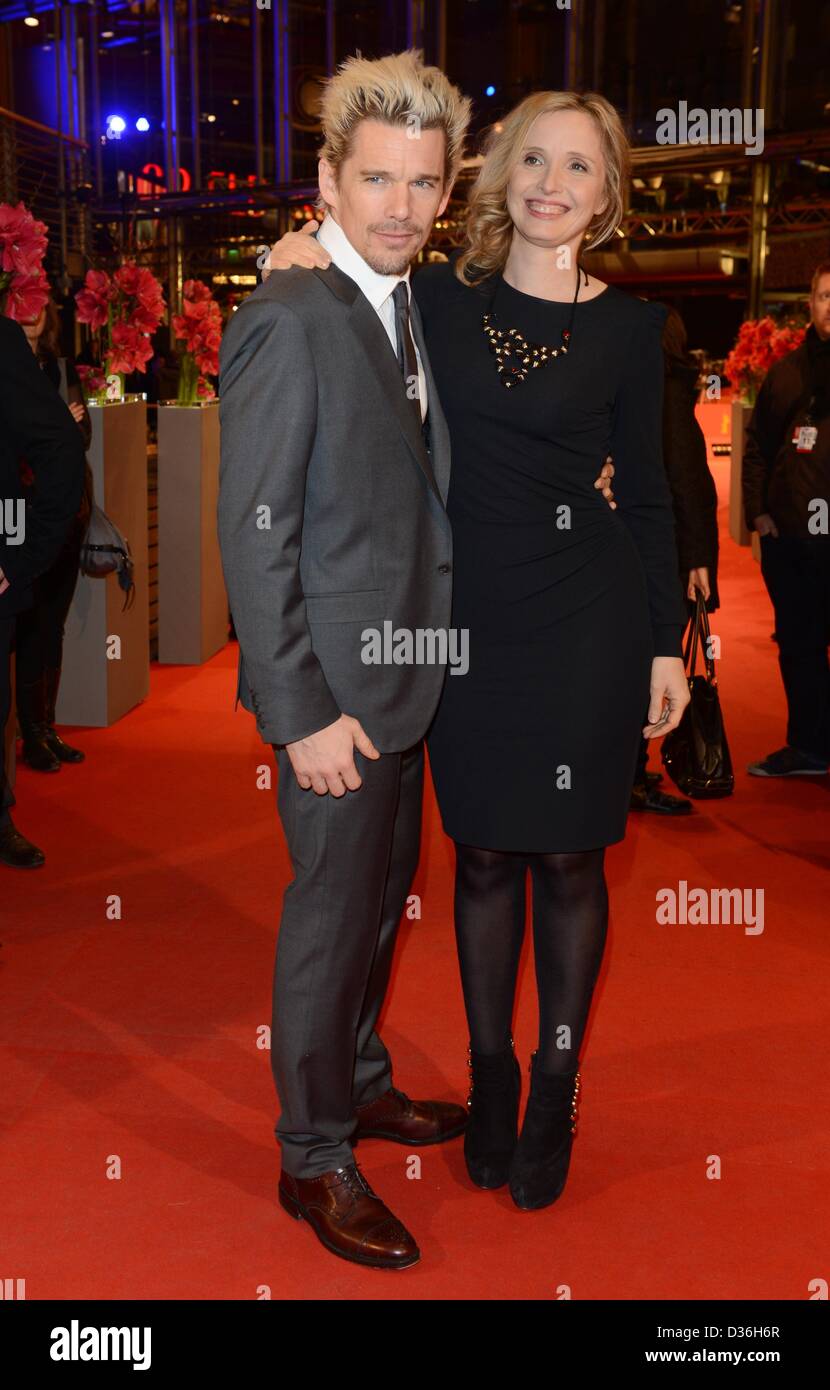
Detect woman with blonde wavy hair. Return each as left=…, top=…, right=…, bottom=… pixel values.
left=265, top=85, right=690, bottom=1213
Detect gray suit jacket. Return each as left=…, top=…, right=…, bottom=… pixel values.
left=217, top=256, right=453, bottom=752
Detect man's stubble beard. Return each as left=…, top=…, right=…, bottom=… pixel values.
left=363, top=250, right=415, bottom=276
left=362, top=225, right=425, bottom=278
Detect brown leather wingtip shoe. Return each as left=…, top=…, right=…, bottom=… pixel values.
left=278, top=1163, right=420, bottom=1270
left=353, top=1085, right=468, bottom=1145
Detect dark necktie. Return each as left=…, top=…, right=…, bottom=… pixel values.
left=392, top=280, right=423, bottom=431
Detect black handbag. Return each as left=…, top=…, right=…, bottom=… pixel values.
left=661, top=588, right=734, bottom=798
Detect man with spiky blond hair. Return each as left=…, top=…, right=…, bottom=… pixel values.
left=218, top=50, right=472, bottom=1270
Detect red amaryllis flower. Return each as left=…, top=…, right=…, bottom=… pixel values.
left=75, top=258, right=164, bottom=377
left=4, top=266, right=50, bottom=323
left=113, top=262, right=139, bottom=292
left=725, top=316, right=805, bottom=400
left=76, top=268, right=117, bottom=330
left=172, top=277, right=223, bottom=376
left=0, top=201, right=50, bottom=322
left=0, top=201, right=48, bottom=277
left=183, top=278, right=213, bottom=302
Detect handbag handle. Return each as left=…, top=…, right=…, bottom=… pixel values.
left=682, top=586, right=717, bottom=686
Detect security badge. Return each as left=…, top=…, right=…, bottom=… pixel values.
left=793, top=421, right=818, bottom=452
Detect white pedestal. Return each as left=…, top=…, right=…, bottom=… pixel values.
left=156, top=403, right=228, bottom=664
left=729, top=399, right=753, bottom=548
left=56, top=399, right=150, bottom=726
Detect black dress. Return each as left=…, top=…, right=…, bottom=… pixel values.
left=412, top=258, right=688, bottom=853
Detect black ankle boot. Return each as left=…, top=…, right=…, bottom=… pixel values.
left=464, top=1038, right=521, bottom=1189
left=508, top=1051, right=581, bottom=1211
left=17, top=674, right=61, bottom=772
left=42, top=667, right=84, bottom=763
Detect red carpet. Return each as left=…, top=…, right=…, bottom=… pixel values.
left=1, top=454, right=828, bottom=1300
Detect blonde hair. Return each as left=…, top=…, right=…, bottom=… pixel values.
left=314, top=49, right=472, bottom=215
left=457, top=90, right=630, bottom=286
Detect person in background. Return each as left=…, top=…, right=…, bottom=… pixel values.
left=630, top=304, right=720, bottom=814
left=16, top=297, right=92, bottom=773
left=742, top=262, right=830, bottom=777
left=0, top=314, right=86, bottom=869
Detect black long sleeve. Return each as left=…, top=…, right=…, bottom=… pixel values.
left=609, top=302, right=688, bottom=658
left=662, top=367, right=719, bottom=574
left=0, top=316, right=86, bottom=586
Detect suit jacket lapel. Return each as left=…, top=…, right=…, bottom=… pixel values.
left=310, top=259, right=446, bottom=509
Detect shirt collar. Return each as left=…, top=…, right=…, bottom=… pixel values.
left=315, top=212, right=411, bottom=311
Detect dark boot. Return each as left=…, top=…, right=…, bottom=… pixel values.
left=630, top=779, right=692, bottom=814
left=42, top=667, right=84, bottom=763
left=0, top=818, right=46, bottom=868
left=464, top=1037, right=522, bottom=1189
left=508, top=1051, right=581, bottom=1211
left=17, top=674, right=61, bottom=772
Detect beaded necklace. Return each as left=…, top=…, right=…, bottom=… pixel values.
left=482, top=260, right=589, bottom=388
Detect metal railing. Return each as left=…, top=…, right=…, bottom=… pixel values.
left=0, top=106, right=91, bottom=285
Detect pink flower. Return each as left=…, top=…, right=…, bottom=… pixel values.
left=77, top=363, right=107, bottom=395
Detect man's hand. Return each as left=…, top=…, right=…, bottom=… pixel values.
left=593, top=456, right=616, bottom=509
left=642, top=656, right=691, bottom=739
left=0, top=567, right=8, bottom=596
left=262, top=220, right=330, bottom=280
left=285, top=713, right=380, bottom=795
left=687, top=566, right=710, bottom=601
left=754, top=513, right=779, bottom=537
left=68, top=401, right=85, bottom=424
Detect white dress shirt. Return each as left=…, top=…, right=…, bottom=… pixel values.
left=315, top=212, right=427, bottom=423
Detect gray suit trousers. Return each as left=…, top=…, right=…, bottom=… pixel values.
left=271, top=740, right=424, bottom=1177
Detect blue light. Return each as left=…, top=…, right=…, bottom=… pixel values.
left=106, top=114, right=126, bottom=134
left=136, top=117, right=150, bottom=132
left=485, top=85, right=496, bottom=97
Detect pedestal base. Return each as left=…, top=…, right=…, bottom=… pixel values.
left=56, top=400, right=150, bottom=727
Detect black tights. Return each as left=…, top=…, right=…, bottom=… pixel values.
left=453, top=843, right=608, bottom=1074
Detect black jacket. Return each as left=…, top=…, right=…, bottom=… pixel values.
left=0, top=316, right=86, bottom=618
left=742, top=323, right=830, bottom=537
left=40, top=353, right=92, bottom=452
left=662, top=356, right=720, bottom=612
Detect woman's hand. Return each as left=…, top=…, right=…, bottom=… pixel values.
left=753, top=513, right=779, bottom=537
left=593, top=455, right=616, bottom=509
left=261, top=220, right=330, bottom=280
left=68, top=401, right=85, bottom=424
left=687, top=565, right=710, bottom=601
left=642, top=656, right=690, bottom=738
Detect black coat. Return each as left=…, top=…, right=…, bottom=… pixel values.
left=742, top=324, right=830, bottom=537
left=662, top=356, right=720, bottom=613
left=0, top=316, right=86, bottom=618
